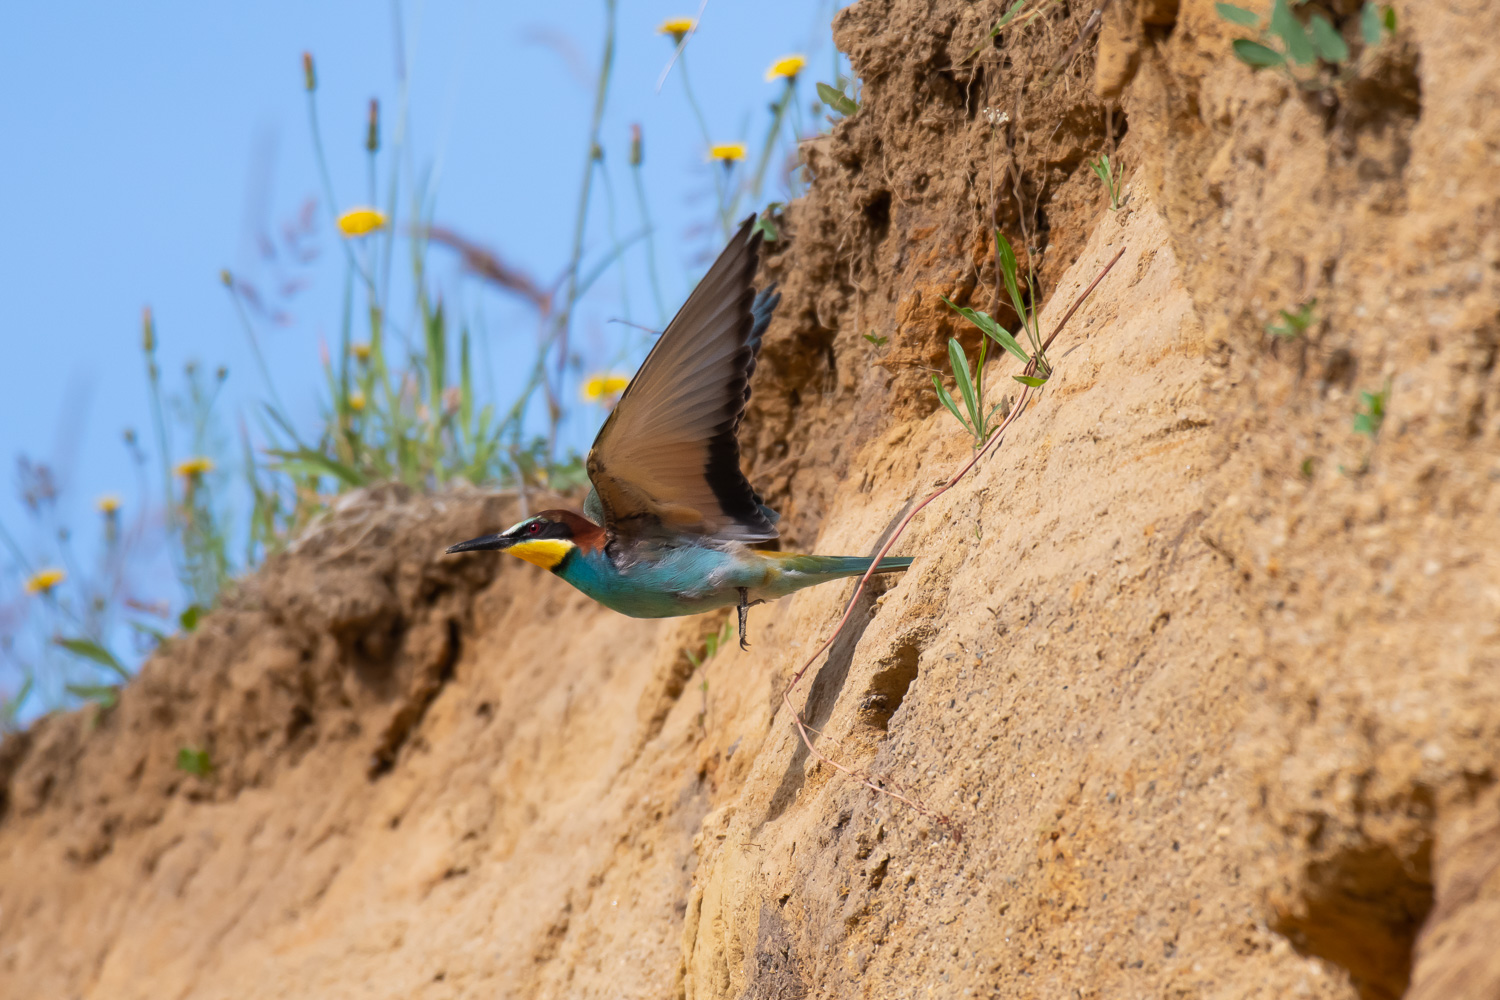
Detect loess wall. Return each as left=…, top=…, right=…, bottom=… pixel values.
left=3, top=1, right=1498, bottom=998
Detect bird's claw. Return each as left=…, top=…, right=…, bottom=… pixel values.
left=737, top=589, right=752, bottom=650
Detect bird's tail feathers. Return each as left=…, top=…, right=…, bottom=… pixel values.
left=768, top=553, right=913, bottom=579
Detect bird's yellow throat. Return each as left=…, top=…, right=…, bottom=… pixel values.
left=505, top=538, right=575, bottom=570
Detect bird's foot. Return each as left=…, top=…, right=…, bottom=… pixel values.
left=736, top=590, right=767, bottom=650
left=737, top=589, right=751, bottom=649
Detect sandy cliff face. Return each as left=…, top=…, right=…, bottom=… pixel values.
left=3, top=2, right=1498, bottom=998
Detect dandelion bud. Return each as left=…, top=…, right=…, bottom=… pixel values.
left=220, top=268, right=233, bottom=287
left=629, top=123, right=643, bottom=166
left=366, top=98, right=380, bottom=153
left=123, top=428, right=137, bottom=445
left=216, top=365, right=228, bottom=381
left=591, top=142, right=604, bottom=163
left=142, top=306, right=155, bottom=353
left=185, top=360, right=197, bottom=376
left=302, top=52, right=316, bottom=92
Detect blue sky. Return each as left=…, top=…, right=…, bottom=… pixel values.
left=0, top=1, right=848, bottom=703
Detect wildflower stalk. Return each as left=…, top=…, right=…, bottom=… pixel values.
left=677, top=53, right=732, bottom=237
left=301, top=53, right=376, bottom=292
left=221, top=271, right=293, bottom=421
left=599, top=155, right=634, bottom=326
left=140, top=309, right=175, bottom=537
left=747, top=79, right=796, bottom=205
left=630, top=125, right=669, bottom=326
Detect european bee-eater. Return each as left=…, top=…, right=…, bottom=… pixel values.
left=446, top=216, right=911, bottom=648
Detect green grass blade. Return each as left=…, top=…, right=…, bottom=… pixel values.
left=994, top=231, right=1031, bottom=342
left=56, top=637, right=130, bottom=681
left=267, top=448, right=366, bottom=488
left=941, top=294, right=1029, bottom=364
left=66, top=684, right=119, bottom=708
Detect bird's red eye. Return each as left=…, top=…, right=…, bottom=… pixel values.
left=528, top=522, right=542, bottom=535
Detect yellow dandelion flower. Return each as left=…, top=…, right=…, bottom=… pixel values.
left=96, top=493, right=122, bottom=515
left=657, top=17, right=696, bottom=43
left=175, top=456, right=215, bottom=479
left=708, top=143, right=747, bottom=164
left=352, top=342, right=372, bottom=362
left=349, top=391, right=367, bottom=413
left=25, top=567, right=66, bottom=595
left=582, top=373, right=631, bottom=402
left=765, top=54, right=806, bottom=82
left=337, top=207, right=387, bottom=238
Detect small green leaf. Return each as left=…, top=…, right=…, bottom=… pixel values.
left=940, top=295, right=1029, bottom=364
left=1215, top=3, right=1261, bottom=27
left=994, top=231, right=1027, bottom=330
left=56, top=638, right=130, bottom=681
left=176, top=746, right=214, bottom=776
left=1359, top=2, right=1383, bottom=45
left=862, top=332, right=889, bottom=346
left=1382, top=6, right=1396, bottom=34
left=179, top=604, right=205, bottom=632
left=1269, top=0, right=1315, bottom=65
left=1308, top=13, right=1349, bottom=63
left=751, top=214, right=780, bottom=242
left=66, top=683, right=119, bottom=709
left=1013, top=375, right=1049, bottom=387
left=931, top=375, right=970, bottom=430
left=1233, top=38, right=1286, bottom=67
left=948, top=338, right=979, bottom=425
left=816, top=82, right=859, bottom=117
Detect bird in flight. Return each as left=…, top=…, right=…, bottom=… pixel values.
left=447, top=217, right=911, bottom=648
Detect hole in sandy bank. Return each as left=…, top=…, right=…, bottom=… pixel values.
left=858, top=639, right=922, bottom=732
left=1273, top=836, right=1434, bottom=1000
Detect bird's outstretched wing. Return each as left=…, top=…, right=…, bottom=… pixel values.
left=586, top=216, right=780, bottom=545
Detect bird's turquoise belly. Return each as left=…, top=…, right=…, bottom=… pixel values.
left=556, top=546, right=772, bottom=619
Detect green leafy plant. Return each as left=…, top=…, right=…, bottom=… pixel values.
left=176, top=746, right=214, bottom=776
left=1090, top=154, right=1125, bottom=211
left=685, top=620, right=733, bottom=669
left=930, top=335, right=1009, bottom=449
left=1353, top=379, right=1390, bottom=439
left=1217, top=0, right=1396, bottom=89
left=863, top=332, right=889, bottom=347
left=1267, top=298, right=1319, bottom=339
left=935, top=231, right=1053, bottom=445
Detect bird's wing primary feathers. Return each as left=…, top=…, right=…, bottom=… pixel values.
left=587, top=216, right=781, bottom=544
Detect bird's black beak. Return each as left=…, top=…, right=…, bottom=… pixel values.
left=446, top=533, right=514, bottom=554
